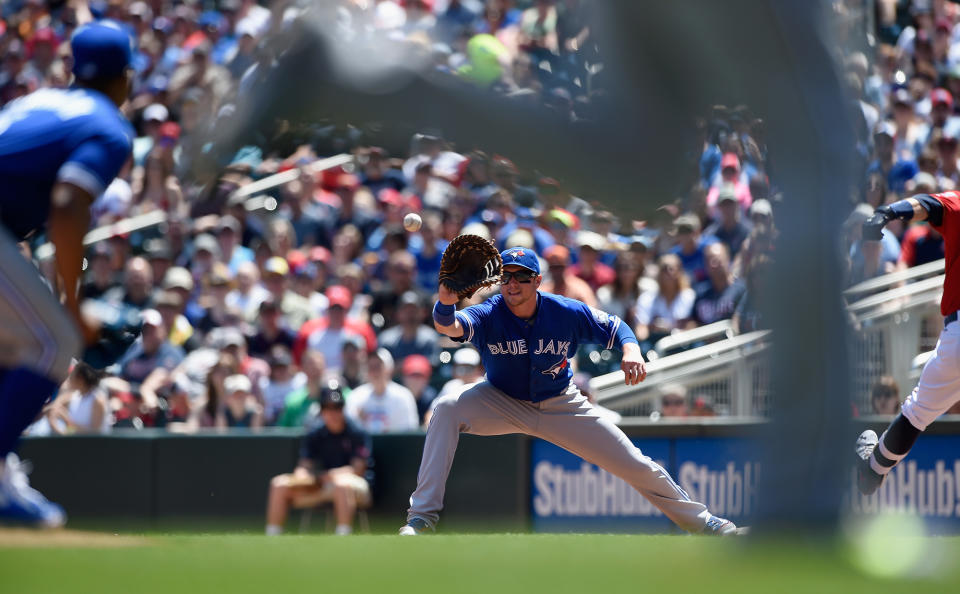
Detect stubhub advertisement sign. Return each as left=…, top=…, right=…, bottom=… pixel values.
left=531, top=434, right=960, bottom=533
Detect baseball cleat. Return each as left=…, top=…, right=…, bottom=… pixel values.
left=703, top=515, right=740, bottom=536
left=399, top=517, right=434, bottom=535
left=855, top=429, right=885, bottom=496
left=0, top=454, right=66, bottom=528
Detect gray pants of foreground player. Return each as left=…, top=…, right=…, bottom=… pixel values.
left=407, top=381, right=713, bottom=532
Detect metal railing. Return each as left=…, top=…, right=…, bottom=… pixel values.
left=594, top=260, right=947, bottom=418
left=33, top=153, right=353, bottom=261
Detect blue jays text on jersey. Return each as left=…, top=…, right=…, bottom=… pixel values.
left=0, top=87, right=133, bottom=239
left=454, top=292, right=638, bottom=402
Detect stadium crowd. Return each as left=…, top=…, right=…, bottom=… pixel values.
left=35, top=0, right=960, bottom=431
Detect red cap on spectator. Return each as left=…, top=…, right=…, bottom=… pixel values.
left=402, top=354, right=432, bottom=377
left=326, top=285, right=352, bottom=309
left=544, top=244, right=571, bottom=265
left=286, top=249, right=307, bottom=271
left=336, top=173, right=359, bottom=190
left=932, top=88, right=954, bottom=108
left=936, top=18, right=953, bottom=32
left=721, top=152, right=740, bottom=171
left=309, top=246, right=331, bottom=263
left=160, top=121, right=181, bottom=140
left=379, top=188, right=404, bottom=206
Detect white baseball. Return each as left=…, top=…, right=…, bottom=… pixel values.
left=403, top=213, right=422, bottom=232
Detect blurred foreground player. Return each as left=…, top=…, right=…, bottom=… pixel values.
left=401, top=246, right=741, bottom=535
left=0, top=21, right=134, bottom=526
left=856, top=192, right=960, bottom=495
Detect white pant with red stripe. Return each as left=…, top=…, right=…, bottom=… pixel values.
left=901, top=319, right=960, bottom=431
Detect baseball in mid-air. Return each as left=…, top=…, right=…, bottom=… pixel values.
left=404, top=213, right=422, bottom=232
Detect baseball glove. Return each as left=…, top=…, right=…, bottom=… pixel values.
left=438, top=234, right=503, bottom=299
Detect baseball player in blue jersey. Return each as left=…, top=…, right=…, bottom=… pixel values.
left=400, top=247, right=740, bottom=535
left=0, top=21, right=134, bottom=527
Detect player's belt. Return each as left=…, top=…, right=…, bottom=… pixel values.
left=946, top=311, right=959, bottom=327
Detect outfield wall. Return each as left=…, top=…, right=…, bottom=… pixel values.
left=18, top=420, right=960, bottom=533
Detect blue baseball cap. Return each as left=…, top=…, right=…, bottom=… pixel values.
left=500, top=246, right=540, bottom=275
left=71, top=20, right=133, bottom=81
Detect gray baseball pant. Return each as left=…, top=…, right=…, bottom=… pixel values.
left=407, top=380, right=714, bottom=532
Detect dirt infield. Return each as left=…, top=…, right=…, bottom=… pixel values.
left=0, top=527, right=148, bottom=548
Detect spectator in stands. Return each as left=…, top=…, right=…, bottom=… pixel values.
left=540, top=244, right=598, bottom=306
left=246, top=298, right=297, bottom=359
left=378, top=291, right=439, bottom=362
left=261, top=346, right=304, bottom=426
left=197, top=353, right=240, bottom=429
left=340, top=335, right=368, bottom=390
left=870, top=376, right=901, bottom=416
left=692, top=243, right=746, bottom=327
left=400, top=354, right=437, bottom=426
left=345, top=349, right=419, bottom=434
left=569, top=231, right=616, bottom=292
left=227, top=260, right=270, bottom=318
left=216, top=215, right=255, bottom=274
left=106, top=256, right=155, bottom=309
left=898, top=219, right=945, bottom=270
left=195, top=263, right=238, bottom=334
left=117, top=309, right=186, bottom=386
left=278, top=352, right=330, bottom=428
left=43, top=363, right=110, bottom=435
left=369, top=251, right=425, bottom=330
left=596, top=251, right=645, bottom=323
left=261, top=256, right=313, bottom=330
left=669, top=214, right=714, bottom=285
left=732, top=254, right=773, bottom=334
left=296, top=285, right=374, bottom=375
left=634, top=254, right=695, bottom=354
left=266, top=385, right=372, bottom=536
left=706, top=153, right=752, bottom=214
left=222, top=373, right=263, bottom=428
left=658, top=384, right=689, bottom=418
left=703, top=186, right=752, bottom=260
left=436, top=347, right=485, bottom=402
left=81, top=242, right=120, bottom=300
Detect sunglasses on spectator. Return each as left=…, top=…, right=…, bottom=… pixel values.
left=501, top=270, right=537, bottom=284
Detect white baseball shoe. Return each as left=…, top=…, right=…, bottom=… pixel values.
left=399, top=517, right=434, bottom=535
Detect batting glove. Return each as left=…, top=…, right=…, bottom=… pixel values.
left=862, top=206, right=892, bottom=241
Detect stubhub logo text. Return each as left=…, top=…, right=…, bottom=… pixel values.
left=533, top=461, right=664, bottom=517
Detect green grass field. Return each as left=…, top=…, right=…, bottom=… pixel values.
left=1, top=529, right=958, bottom=594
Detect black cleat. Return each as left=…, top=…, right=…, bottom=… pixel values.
left=856, top=430, right=885, bottom=496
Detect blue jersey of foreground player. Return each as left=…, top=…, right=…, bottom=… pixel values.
left=455, top=292, right=635, bottom=402
left=0, top=86, right=133, bottom=239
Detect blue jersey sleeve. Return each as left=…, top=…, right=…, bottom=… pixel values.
left=58, top=129, right=131, bottom=198
left=573, top=300, right=635, bottom=350
left=454, top=299, right=495, bottom=347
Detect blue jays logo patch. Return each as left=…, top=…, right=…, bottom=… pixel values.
left=541, top=357, right=568, bottom=379
left=511, top=250, right=524, bottom=258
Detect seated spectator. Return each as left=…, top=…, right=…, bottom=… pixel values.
left=42, top=363, right=110, bottom=435
left=195, top=262, right=239, bottom=334
left=278, top=351, right=329, bottom=428
left=400, top=354, right=437, bottom=426
left=265, top=386, right=372, bottom=536
left=216, top=215, right=255, bottom=274
left=260, top=256, right=313, bottom=331
left=222, top=374, right=263, bottom=428
left=155, top=289, right=199, bottom=352
left=437, top=346, right=485, bottom=401
left=634, top=254, right=695, bottom=353
left=345, top=349, right=419, bottom=434
left=104, top=256, right=154, bottom=309
left=706, top=153, right=752, bottom=214
left=226, top=261, right=270, bottom=317
left=569, top=231, right=616, bottom=292
left=692, top=243, right=746, bottom=327
left=378, top=291, right=439, bottom=363
left=658, top=384, right=689, bottom=418
left=703, top=186, right=753, bottom=260
left=261, top=346, right=304, bottom=426
left=732, top=254, right=772, bottom=334
left=116, top=309, right=186, bottom=386
left=196, top=353, right=240, bottom=429
left=80, top=242, right=119, bottom=300
left=246, top=298, right=297, bottom=359
left=870, top=376, right=901, bottom=416
left=669, top=214, right=715, bottom=285
left=295, top=286, right=376, bottom=375
left=596, top=251, right=646, bottom=323
left=539, top=244, right=598, bottom=306
left=340, top=335, right=368, bottom=390
left=369, top=251, right=427, bottom=331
